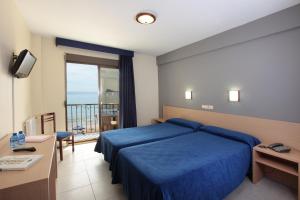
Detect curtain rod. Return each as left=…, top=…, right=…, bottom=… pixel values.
left=56, top=37, right=134, bottom=57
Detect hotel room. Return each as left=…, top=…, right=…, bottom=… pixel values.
left=0, top=0, right=300, bottom=200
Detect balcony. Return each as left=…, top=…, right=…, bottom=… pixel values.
left=66, top=103, right=119, bottom=135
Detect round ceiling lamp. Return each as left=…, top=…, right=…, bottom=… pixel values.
left=136, top=12, right=156, bottom=24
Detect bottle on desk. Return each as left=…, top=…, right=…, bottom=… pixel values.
left=9, top=131, right=26, bottom=149
left=10, top=133, right=19, bottom=149
left=18, top=131, right=26, bottom=146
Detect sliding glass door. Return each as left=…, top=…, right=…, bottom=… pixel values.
left=99, top=68, right=119, bottom=131
left=66, top=63, right=119, bottom=138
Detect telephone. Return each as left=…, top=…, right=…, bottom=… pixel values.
left=259, top=143, right=291, bottom=153
left=268, top=143, right=284, bottom=148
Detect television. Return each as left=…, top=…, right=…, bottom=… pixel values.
left=10, top=49, right=36, bottom=78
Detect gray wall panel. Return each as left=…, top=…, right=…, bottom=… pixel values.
left=157, top=5, right=300, bottom=65
left=158, top=8, right=300, bottom=123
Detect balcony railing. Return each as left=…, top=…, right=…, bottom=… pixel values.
left=66, top=103, right=119, bottom=133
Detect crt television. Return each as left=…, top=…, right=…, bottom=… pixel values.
left=10, top=49, right=36, bottom=78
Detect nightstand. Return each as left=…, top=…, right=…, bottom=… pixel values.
left=151, top=118, right=165, bottom=124
left=252, top=144, right=300, bottom=200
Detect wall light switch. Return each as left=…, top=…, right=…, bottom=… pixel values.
left=201, top=105, right=209, bottom=109
left=208, top=105, right=214, bottom=110
left=202, top=104, right=214, bottom=110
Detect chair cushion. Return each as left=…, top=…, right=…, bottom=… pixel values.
left=56, top=131, right=72, bottom=140
left=72, top=125, right=85, bottom=131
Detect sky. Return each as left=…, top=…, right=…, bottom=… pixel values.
left=67, top=63, right=98, bottom=93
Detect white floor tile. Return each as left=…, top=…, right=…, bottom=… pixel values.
left=92, top=182, right=127, bottom=200
left=57, top=171, right=90, bottom=193
left=226, top=178, right=297, bottom=200
left=58, top=161, right=86, bottom=178
left=57, top=185, right=95, bottom=200
left=86, top=167, right=111, bottom=184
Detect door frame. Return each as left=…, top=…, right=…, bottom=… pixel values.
left=64, top=54, right=119, bottom=132
left=64, top=62, right=101, bottom=133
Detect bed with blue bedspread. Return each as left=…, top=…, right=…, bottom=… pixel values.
left=94, top=118, right=203, bottom=169
left=113, top=126, right=260, bottom=200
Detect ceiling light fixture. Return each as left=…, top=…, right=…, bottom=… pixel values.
left=136, top=12, right=156, bottom=24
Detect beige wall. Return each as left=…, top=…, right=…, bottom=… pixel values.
left=31, top=36, right=118, bottom=131
left=30, top=35, right=43, bottom=115
left=0, top=0, right=32, bottom=139
left=133, top=53, right=159, bottom=125
left=0, top=2, right=158, bottom=138
left=30, top=36, right=159, bottom=130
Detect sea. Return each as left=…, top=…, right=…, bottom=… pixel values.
left=66, top=92, right=99, bottom=131
left=66, top=91, right=118, bottom=132
left=67, top=91, right=98, bottom=104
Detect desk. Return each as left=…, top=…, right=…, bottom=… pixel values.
left=0, top=134, right=57, bottom=200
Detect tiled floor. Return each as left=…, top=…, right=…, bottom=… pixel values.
left=56, top=142, right=126, bottom=200
left=56, top=142, right=297, bottom=200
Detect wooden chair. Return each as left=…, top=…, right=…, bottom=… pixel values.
left=101, top=115, right=114, bottom=131
left=111, top=115, right=119, bottom=129
left=41, top=112, right=74, bottom=161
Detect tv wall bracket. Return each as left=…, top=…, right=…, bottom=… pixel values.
left=12, top=53, right=18, bottom=61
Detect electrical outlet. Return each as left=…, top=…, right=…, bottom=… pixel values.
left=201, top=105, right=209, bottom=109
left=202, top=104, right=214, bottom=110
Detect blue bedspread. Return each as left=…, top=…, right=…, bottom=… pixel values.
left=114, top=129, right=260, bottom=200
left=94, top=122, right=195, bottom=169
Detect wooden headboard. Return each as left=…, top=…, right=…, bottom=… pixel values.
left=163, top=105, right=300, bottom=150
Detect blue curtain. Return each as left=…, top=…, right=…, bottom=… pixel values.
left=119, top=55, right=137, bottom=128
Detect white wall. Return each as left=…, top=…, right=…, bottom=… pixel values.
left=31, top=36, right=118, bottom=131
left=0, top=3, right=158, bottom=137
left=133, top=53, right=159, bottom=125
left=30, top=34, right=43, bottom=115
left=0, top=0, right=32, bottom=139
left=31, top=36, right=159, bottom=129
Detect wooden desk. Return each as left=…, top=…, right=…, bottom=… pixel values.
left=0, top=134, right=57, bottom=200
left=253, top=145, right=300, bottom=200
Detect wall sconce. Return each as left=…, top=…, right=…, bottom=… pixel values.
left=229, top=90, right=240, bottom=102
left=185, top=90, right=192, bottom=100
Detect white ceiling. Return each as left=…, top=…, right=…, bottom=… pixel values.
left=15, top=0, right=299, bottom=56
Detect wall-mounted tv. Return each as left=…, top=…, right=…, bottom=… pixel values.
left=10, top=49, right=36, bottom=78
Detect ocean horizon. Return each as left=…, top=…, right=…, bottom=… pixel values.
left=67, top=91, right=98, bottom=104
left=66, top=91, right=100, bottom=131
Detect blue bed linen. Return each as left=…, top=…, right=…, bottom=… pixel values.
left=94, top=122, right=196, bottom=168
left=166, top=118, right=203, bottom=130
left=113, top=131, right=260, bottom=200
left=200, top=125, right=261, bottom=148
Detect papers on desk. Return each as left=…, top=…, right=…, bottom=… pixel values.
left=25, top=135, right=52, bottom=143
left=0, top=155, right=43, bottom=171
